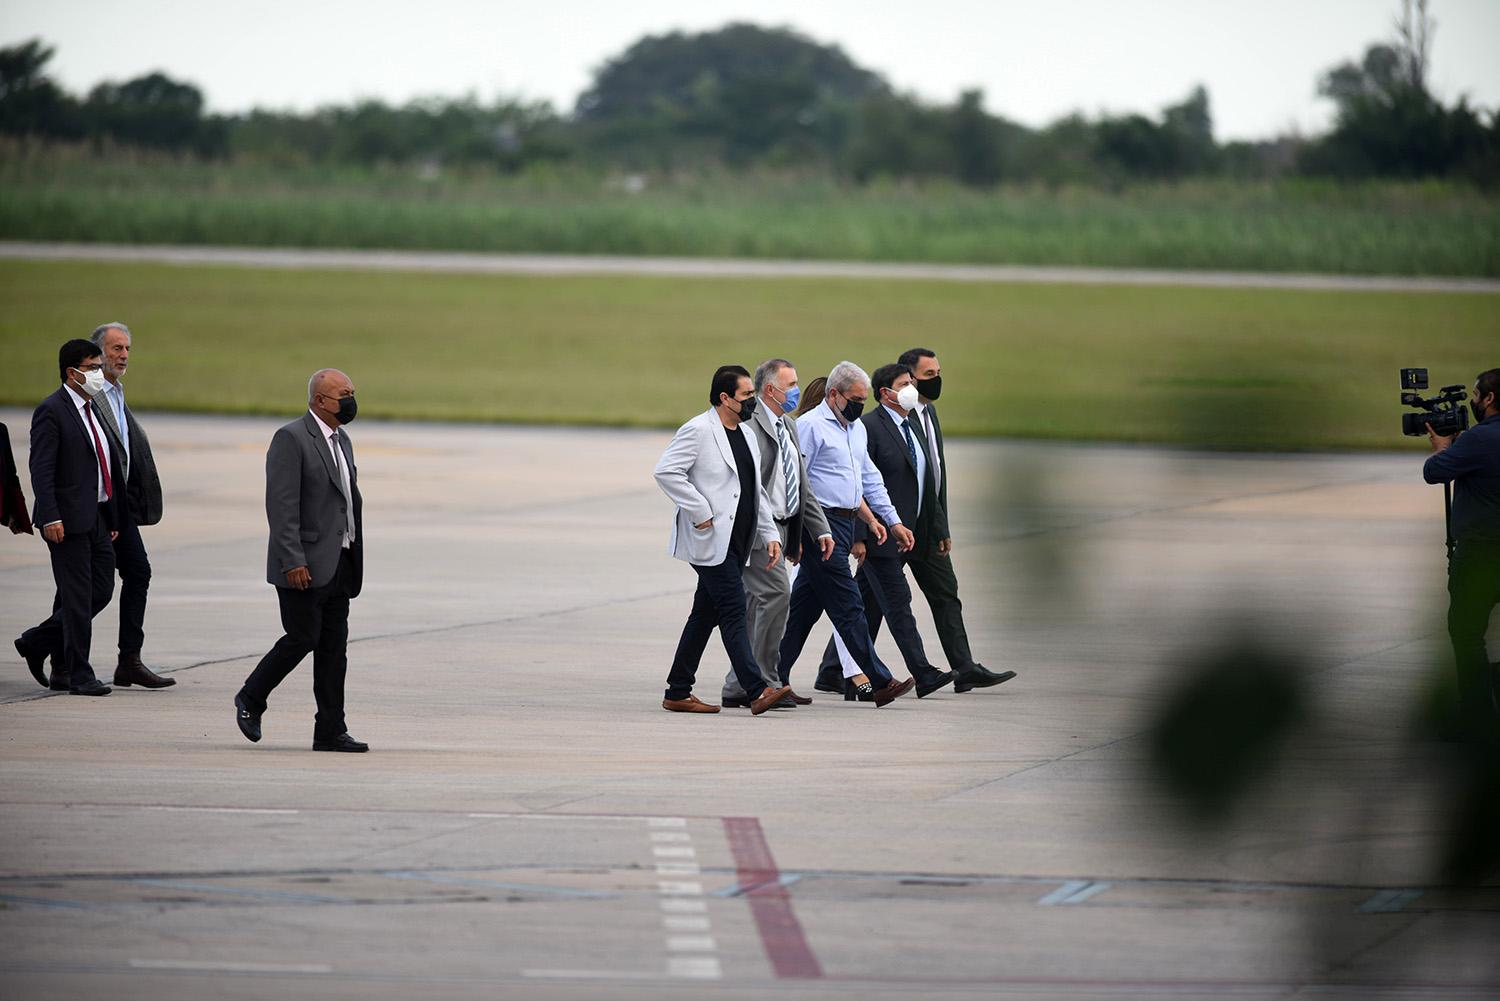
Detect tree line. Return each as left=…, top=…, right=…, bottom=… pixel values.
left=2, top=7, right=1495, bottom=186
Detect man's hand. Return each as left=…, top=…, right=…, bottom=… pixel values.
left=937, top=537, right=953, bottom=556
left=694, top=518, right=713, bottom=530
left=817, top=534, right=836, bottom=561
left=867, top=520, right=888, bottom=545
left=765, top=540, right=782, bottom=569
left=42, top=522, right=64, bottom=544
left=851, top=540, right=867, bottom=568
left=1427, top=421, right=1456, bottom=453
left=891, top=523, right=915, bottom=553
left=285, top=566, right=312, bottom=590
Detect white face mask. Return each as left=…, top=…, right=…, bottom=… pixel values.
left=75, top=368, right=107, bottom=395
left=895, top=384, right=920, bottom=410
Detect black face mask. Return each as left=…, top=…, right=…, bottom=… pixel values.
left=333, top=395, right=358, bottom=425
left=916, top=375, right=942, bottom=401
left=732, top=395, right=756, bottom=421
left=838, top=394, right=865, bottom=423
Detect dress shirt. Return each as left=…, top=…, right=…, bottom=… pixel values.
left=66, top=383, right=112, bottom=505
left=882, top=404, right=926, bottom=514
left=912, top=401, right=942, bottom=495
left=310, top=410, right=355, bottom=549
left=101, top=379, right=130, bottom=463
left=796, top=400, right=899, bottom=525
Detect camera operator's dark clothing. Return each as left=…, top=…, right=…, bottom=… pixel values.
left=1424, top=413, right=1500, bottom=543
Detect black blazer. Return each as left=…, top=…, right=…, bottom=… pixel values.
left=91, top=389, right=164, bottom=527
left=861, top=405, right=948, bottom=559
left=29, top=387, right=124, bottom=534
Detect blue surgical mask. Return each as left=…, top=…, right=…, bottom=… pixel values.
left=781, top=385, right=800, bottom=413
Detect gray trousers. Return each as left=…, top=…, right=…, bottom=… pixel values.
left=722, top=521, right=792, bottom=698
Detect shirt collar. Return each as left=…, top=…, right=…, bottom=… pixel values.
left=309, top=409, right=338, bottom=440
left=881, top=403, right=910, bottom=425
left=63, top=384, right=91, bottom=409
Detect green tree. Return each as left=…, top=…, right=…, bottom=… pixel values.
left=0, top=39, right=82, bottom=139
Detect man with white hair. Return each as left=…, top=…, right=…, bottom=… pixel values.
left=774, top=361, right=917, bottom=707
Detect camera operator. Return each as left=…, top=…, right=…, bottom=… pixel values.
left=1424, top=368, right=1500, bottom=728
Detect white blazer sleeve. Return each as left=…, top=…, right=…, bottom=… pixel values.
left=654, top=421, right=713, bottom=526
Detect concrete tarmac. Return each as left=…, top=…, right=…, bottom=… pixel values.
left=0, top=408, right=1495, bottom=1000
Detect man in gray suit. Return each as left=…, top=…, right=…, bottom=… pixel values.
left=721, top=358, right=834, bottom=708
left=235, top=369, right=367, bottom=752
left=86, top=322, right=174, bottom=689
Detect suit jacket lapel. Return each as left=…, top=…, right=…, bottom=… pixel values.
left=707, top=411, right=735, bottom=472
left=879, top=409, right=917, bottom=474
left=92, top=390, right=129, bottom=480
left=302, top=412, right=341, bottom=488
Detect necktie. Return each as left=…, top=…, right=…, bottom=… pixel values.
left=775, top=418, right=798, bottom=517
left=83, top=402, right=112, bottom=500
left=901, top=417, right=919, bottom=468
left=920, top=407, right=941, bottom=493
left=331, top=430, right=356, bottom=544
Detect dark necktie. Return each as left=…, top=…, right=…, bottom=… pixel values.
left=901, top=417, right=919, bottom=468
left=83, top=401, right=112, bottom=500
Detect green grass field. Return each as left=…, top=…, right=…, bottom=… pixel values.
left=2, top=150, right=1497, bottom=276
left=0, top=259, right=1494, bottom=450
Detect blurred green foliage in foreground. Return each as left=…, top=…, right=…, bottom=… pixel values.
left=0, top=260, right=1493, bottom=450
left=2, top=151, right=1497, bottom=277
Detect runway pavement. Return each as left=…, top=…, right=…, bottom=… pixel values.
left=4, top=240, right=1499, bottom=293
left=0, top=409, right=1495, bottom=1000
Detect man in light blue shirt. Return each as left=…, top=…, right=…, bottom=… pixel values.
left=775, top=361, right=917, bottom=706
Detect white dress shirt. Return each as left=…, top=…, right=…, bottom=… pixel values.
left=881, top=403, right=926, bottom=514
left=310, top=410, right=354, bottom=549
left=66, top=383, right=112, bottom=504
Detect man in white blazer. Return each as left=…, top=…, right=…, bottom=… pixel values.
left=653, top=365, right=791, bottom=716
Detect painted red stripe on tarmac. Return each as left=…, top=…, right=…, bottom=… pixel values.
left=721, top=816, right=822, bottom=980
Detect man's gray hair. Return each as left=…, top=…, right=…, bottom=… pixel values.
left=827, top=360, right=869, bottom=395
left=753, top=358, right=793, bottom=392
left=89, top=322, right=131, bottom=346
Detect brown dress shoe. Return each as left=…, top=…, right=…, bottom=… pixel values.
left=784, top=689, right=813, bottom=705
left=750, top=685, right=790, bottom=716
left=114, top=654, right=177, bottom=689
left=873, top=677, right=916, bottom=707
left=663, top=694, right=720, bottom=714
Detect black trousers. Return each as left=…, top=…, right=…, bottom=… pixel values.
left=1448, top=540, right=1500, bottom=722
left=111, top=516, right=151, bottom=656
left=665, top=544, right=769, bottom=702
left=777, top=513, right=894, bottom=687
left=21, top=509, right=115, bottom=687
left=817, top=554, right=934, bottom=676
left=240, top=550, right=353, bottom=740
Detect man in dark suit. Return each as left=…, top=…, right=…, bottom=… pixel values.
left=234, top=369, right=368, bottom=751
left=13, top=339, right=125, bottom=696
left=87, top=322, right=174, bottom=689
left=886, top=347, right=1015, bottom=692
left=817, top=363, right=955, bottom=698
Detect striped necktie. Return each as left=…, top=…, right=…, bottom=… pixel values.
left=775, top=417, right=798, bottom=517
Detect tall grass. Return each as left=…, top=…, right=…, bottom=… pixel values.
left=1, top=145, right=1495, bottom=276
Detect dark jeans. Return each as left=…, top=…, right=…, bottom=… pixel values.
left=241, top=550, right=353, bottom=740
left=777, top=513, right=894, bottom=687
left=21, top=510, right=115, bottom=687
left=818, top=553, right=934, bottom=676
left=666, top=545, right=769, bottom=702
left=111, top=516, right=151, bottom=656
left=1448, top=540, right=1500, bottom=722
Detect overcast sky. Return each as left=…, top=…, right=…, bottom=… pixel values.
left=4, top=0, right=1499, bottom=142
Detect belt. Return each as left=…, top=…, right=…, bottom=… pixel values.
left=822, top=506, right=858, bottom=520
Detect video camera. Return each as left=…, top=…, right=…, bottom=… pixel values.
left=1400, top=368, right=1470, bottom=438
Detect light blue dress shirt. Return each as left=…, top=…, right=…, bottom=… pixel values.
left=103, top=380, right=130, bottom=463
left=881, top=404, right=925, bottom=514
left=795, top=401, right=900, bottom=525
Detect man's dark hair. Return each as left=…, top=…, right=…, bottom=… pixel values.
left=898, top=347, right=936, bottom=370
left=709, top=365, right=751, bottom=406
left=58, top=338, right=101, bottom=382
left=1477, top=369, right=1500, bottom=410
left=871, top=362, right=914, bottom=395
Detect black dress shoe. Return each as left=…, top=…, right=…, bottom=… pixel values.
left=15, top=638, right=47, bottom=688
left=48, top=676, right=70, bottom=692
left=720, top=695, right=752, bottom=708
left=915, top=668, right=956, bottom=699
left=234, top=692, right=262, bottom=743
left=114, top=654, right=176, bottom=689
left=771, top=693, right=798, bottom=709
left=953, top=665, right=1018, bottom=693
left=313, top=733, right=369, bottom=752
left=69, top=679, right=111, bottom=696
left=814, top=665, right=844, bottom=694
